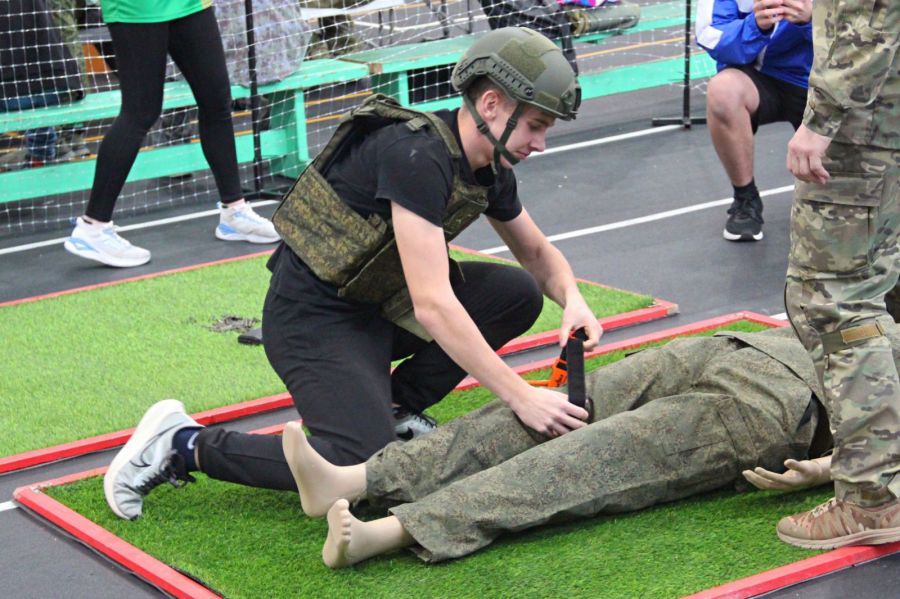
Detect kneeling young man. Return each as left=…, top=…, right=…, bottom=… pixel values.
left=104, top=28, right=600, bottom=521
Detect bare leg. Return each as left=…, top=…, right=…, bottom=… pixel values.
left=706, top=69, right=761, bottom=187
left=323, top=499, right=414, bottom=568
left=282, top=422, right=367, bottom=517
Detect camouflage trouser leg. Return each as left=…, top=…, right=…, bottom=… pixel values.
left=369, top=390, right=776, bottom=562
left=785, top=142, right=900, bottom=506
left=367, top=335, right=733, bottom=504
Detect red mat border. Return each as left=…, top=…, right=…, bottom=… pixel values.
left=0, top=246, right=677, bottom=474
left=12, top=311, right=844, bottom=599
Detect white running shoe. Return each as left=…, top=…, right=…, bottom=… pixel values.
left=215, top=201, right=280, bottom=244
left=64, top=217, right=151, bottom=268
left=104, top=399, right=200, bottom=520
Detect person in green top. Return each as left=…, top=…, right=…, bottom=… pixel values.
left=101, top=0, right=213, bottom=23
left=63, top=0, right=280, bottom=268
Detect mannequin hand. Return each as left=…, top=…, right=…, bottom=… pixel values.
left=742, top=457, right=831, bottom=491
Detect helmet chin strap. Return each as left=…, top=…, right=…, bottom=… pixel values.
left=463, top=95, right=526, bottom=173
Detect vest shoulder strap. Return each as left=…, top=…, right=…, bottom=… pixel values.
left=314, top=94, right=462, bottom=174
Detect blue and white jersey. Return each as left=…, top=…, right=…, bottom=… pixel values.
left=695, top=0, right=813, bottom=89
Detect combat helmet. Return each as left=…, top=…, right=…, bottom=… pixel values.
left=452, top=27, right=580, bottom=169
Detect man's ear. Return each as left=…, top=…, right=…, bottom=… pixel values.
left=478, top=88, right=503, bottom=124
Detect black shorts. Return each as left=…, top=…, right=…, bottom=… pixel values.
left=724, top=65, right=807, bottom=133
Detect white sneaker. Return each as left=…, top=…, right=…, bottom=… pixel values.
left=215, top=201, right=280, bottom=244
left=104, top=399, right=200, bottom=520
left=63, top=217, right=151, bottom=268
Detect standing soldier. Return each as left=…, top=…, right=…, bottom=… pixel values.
left=780, top=0, right=899, bottom=548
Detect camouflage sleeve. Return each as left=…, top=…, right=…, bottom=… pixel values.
left=803, top=0, right=899, bottom=137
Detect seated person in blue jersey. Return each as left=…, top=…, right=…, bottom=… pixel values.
left=696, top=0, right=812, bottom=242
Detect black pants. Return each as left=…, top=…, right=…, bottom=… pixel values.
left=86, top=8, right=242, bottom=222
left=197, top=260, right=544, bottom=490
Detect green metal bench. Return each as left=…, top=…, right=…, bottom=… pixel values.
left=0, top=57, right=369, bottom=205
left=342, top=0, right=715, bottom=112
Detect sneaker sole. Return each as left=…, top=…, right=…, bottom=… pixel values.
left=723, top=229, right=764, bottom=242
left=215, top=228, right=280, bottom=244
left=63, top=239, right=151, bottom=268
left=103, top=399, right=186, bottom=520
left=777, top=526, right=900, bottom=550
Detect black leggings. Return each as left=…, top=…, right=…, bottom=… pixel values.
left=197, top=261, right=545, bottom=490
left=86, top=8, right=243, bottom=222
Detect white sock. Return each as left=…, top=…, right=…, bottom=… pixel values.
left=80, top=217, right=109, bottom=231
left=221, top=199, right=246, bottom=211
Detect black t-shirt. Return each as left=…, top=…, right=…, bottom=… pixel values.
left=268, top=108, right=522, bottom=301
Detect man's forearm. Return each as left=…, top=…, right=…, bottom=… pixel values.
left=414, top=293, right=533, bottom=405
left=518, top=242, right=579, bottom=308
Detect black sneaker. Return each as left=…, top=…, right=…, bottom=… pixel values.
left=393, top=406, right=437, bottom=440
left=723, top=195, right=764, bottom=241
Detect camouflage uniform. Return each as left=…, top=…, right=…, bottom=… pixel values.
left=784, top=0, right=900, bottom=507
left=364, top=327, right=846, bottom=562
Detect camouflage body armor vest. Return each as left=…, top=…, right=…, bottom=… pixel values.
left=272, top=94, right=490, bottom=339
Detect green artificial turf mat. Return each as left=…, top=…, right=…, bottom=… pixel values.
left=0, top=250, right=653, bottom=458
left=47, top=320, right=814, bottom=599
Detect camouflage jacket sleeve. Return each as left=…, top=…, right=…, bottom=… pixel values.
left=804, top=0, right=899, bottom=138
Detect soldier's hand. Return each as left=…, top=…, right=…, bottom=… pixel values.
left=787, top=124, right=832, bottom=184
left=753, top=0, right=784, bottom=30
left=742, top=457, right=831, bottom=491
left=780, top=0, right=812, bottom=24
left=509, top=388, right=589, bottom=437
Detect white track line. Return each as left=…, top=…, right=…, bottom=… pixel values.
left=0, top=500, right=18, bottom=513
left=0, top=126, right=684, bottom=257
left=0, top=125, right=768, bottom=257
left=534, top=124, right=682, bottom=156
left=0, top=199, right=278, bottom=257
left=479, top=185, right=795, bottom=254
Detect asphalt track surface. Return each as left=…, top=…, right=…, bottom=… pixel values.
left=2, top=85, right=899, bottom=598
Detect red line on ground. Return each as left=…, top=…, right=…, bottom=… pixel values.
left=0, top=250, right=274, bottom=309
left=682, top=542, right=900, bottom=599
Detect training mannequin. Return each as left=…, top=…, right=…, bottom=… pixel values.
left=282, top=325, right=900, bottom=567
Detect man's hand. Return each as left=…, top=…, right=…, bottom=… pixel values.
left=780, top=0, right=812, bottom=24
left=742, top=456, right=832, bottom=492
left=509, top=387, right=589, bottom=437
left=787, top=124, right=833, bottom=184
left=753, top=0, right=784, bottom=30
left=558, top=294, right=602, bottom=350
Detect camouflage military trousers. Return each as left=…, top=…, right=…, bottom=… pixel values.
left=786, top=142, right=900, bottom=506
left=365, top=335, right=817, bottom=561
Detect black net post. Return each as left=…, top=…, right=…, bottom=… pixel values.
left=651, top=0, right=706, bottom=128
